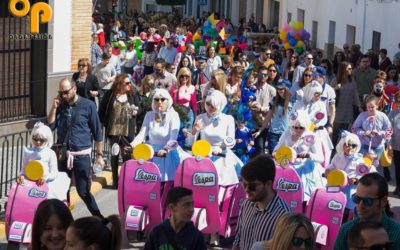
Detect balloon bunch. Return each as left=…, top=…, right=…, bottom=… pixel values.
left=279, top=21, right=310, bottom=54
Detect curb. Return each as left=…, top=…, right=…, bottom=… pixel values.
left=0, top=169, right=113, bottom=241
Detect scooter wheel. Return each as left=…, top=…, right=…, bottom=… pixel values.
left=7, top=242, right=28, bottom=250
left=126, top=230, right=145, bottom=242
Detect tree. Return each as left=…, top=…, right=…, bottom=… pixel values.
left=155, top=0, right=186, bottom=5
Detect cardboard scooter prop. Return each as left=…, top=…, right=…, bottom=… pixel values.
left=174, top=140, right=220, bottom=234
left=6, top=161, right=48, bottom=244
left=306, top=169, right=347, bottom=249
left=273, top=146, right=304, bottom=213
left=118, top=144, right=162, bottom=233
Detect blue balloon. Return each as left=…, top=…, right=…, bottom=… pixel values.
left=289, top=39, right=297, bottom=46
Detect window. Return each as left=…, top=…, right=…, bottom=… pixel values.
left=287, top=12, right=292, bottom=23
left=372, top=31, right=381, bottom=52
left=346, top=25, right=356, bottom=45
left=146, top=4, right=157, bottom=12
left=297, top=8, right=305, bottom=24
left=312, top=21, right=318, bottom=49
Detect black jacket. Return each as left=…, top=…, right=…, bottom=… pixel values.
left=98, top=90, right=141, bottom=141
left=72, top=73, right=101, bottom=103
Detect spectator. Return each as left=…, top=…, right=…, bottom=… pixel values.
left=233, top=155, right=291, bottom=250
left=31, top=199, right=74, bottom=250
left=158, top=37, right=178, bottom=65
left=96, top=23, right=105, bottom=48
left=351, top=44, right=363, bottom=67
left=72, top=58, right=101, bottom=104
left=220, top=56, right=232, bottom=76
left=386, top=65, right=400, bottom=87
left=379, top=48, right=392, bottom=71
left=333, top=51, right=345, bottom=75
left=152, top=58, right=177, bottom=89
left=142, top=42, right=158, bottom=75
left=91, top=34, right=103, bottom=67
left=165, top=62, right=176, bottom=75
left=144, top=187, right=206, bottom=250
left=98, top=74, right=140, bottom=189
left=103, top=43, right=122, bottom=74
left=93, top=53, right=117, bottom=96
left=120, top=42, right=138, bottom=75
left=320, top=58, right=335, bottom=84
left=252, top=48, right=275, bottom=73
left=292, top=53, right=316, bottom=85
left=239, top=53, right=250, bottom=70
left=174, top=43, right=196, bottom=72
left=205, top=46, right=222, bottom=79
left=343, top=43, right=352, bottom=62
left=47, top=77, right=104, bottom=218
left=388, top=92, right=400, bottom=196
left=283, top=52, right=299, bottom=83
left=352, top=55, right=377, bottom=107
left=348, top=221, right=393, bottom=250
left=393, top=42, right=400, bottom=61
left=334, top=173, right=400, bottom=250
left=251, top=213, right=315, bottom=250
left=65, top=215, right=122, bottom=250
left=368, top=49, right=380, bottom=70
left=230, top=39, right=243, bottom=62
left=176, top=55, right=193, bottom=74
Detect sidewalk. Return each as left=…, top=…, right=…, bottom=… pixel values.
left=0, top=169, right=113, bottom=241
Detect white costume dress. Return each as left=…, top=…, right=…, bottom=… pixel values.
left=188, top=113, right=243, bottom=186
left=131, top=110, right=189, bottom=181
left=21, top=147, right=70, bottom=201
left=305, top=99, right=334, bottom=167
left=274, top=130, right=327, bottom=201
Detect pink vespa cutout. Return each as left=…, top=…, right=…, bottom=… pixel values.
left=274, top=146, right=304, bottom=213
left=118, top=144, right=162, bottom=232
left=174, top=140, right=220, bottom=234
left=306, top=170, right=347, bottom=249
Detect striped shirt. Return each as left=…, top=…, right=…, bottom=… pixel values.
left=233, top=193, right=291, bottom=250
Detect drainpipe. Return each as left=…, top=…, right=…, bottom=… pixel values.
left=361, top=0, right=367, bottom=51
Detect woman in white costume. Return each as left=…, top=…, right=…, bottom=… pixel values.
left=17, top=122, right=70, bottom=201
left=273, top=109, right=326, bottom=201
left=187, top=89, right=243, bottom=186
left=130, top=88, right=188, bottom=181
left=302, top=82, right=334, bottom=167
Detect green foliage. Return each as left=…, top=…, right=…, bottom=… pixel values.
left=155, top=0, right=186, bottom=6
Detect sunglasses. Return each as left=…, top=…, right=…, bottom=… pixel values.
left=356, top=242, right=395, bottom=250
left=125, top=81, right=131, bottom=85
left=291, top=56, right=298, bottom=59
left=351, top=194, right=381, bottom=207
left=180, top=75, right=190, bottom=79
left=347, top=67, right=353, bottom=70
left=292, top=237, right=313, bottom=248
left=268, top=69, right=277, bottom=73
left=58, top=87, right=73, bottom=96
left=154, top=98, right=167, bottom=102
left=345, top=143, right=358, bottom=149
left=205, top=101, right=213, bottom=107
left=259, top=73, right=268, bottom=78
left=78, top=64, right=87, bottom=67
left=306, top=57, right=313, bottom=60
left=293, top=126, right=305, bottom=130
left=314, top=92, right=322, bottom=96
left=265, top=53, right=271, bottom=55
left=32, top=137, right=47, bottom=143
left=304, top=74, right=312, bottom=77
left=242, top=182, right=262, bottom=191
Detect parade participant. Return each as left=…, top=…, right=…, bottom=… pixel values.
left=144, top=187, right=206, bottom=250
left=352, top=95, right=392, bottom=180
left=205, top=46, right=222, bottom=79
left=371, top=77, right=390, bottom=112
left=348, top=221, right=393, bottom=250
left=253, top=79, right=292, bottom=154
left=65, top=215, right=122, bottom=250
left=251, top=213, right=315, bottom=250
left=31, top=199, right=74, bottom=250
left=187, top=89, right=243, bottom=185
left=17, top=122, right=70, bottom=201
left=233, top=155, right=291, bottom=250
left=334, top=173, right=400, bottom=250
left=273, top=109, right=326, bottom=201
left=48, top=77, right=104, bottom=218
left=292, top=52, right=316, bottom=85
left=233, top=116, right=255, bottom=164
left=169, top=67, right=197, bottom=146
left=72, top=58, right=100, bottom=104
left=152, top=58, right=177, bottom=89
left=201, top=69, right=227, bottom=108
left=303, top=82, right=334, bottom=166
left=98, top=74, right=141, bottom=189
left=330, top=61, right=360, bottom=146
left=131, top=88, right=187, bottom=181
left=388, top=91, right=400, bottom=196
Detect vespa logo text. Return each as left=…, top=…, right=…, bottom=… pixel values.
left=276, top=178, right=300, bottom=192
left=134, top=169, right=158, bottom=182
left=9, top=0, right=53, bottom=33
left=328, top=200, right=343, bottom=211
left=193, top=172, right=216, bottom=186
left=28, top=188, right=47, bottom=198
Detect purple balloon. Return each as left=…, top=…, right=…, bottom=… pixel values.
left=289, top=28, right=296, bottom=36
left=304, top=32, right=311, bottom=40
left=299, top=29, right=306, bottom=37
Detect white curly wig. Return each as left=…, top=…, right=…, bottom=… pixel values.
left=151, top=88, right=173, bottom=112
left=31, top=122, right=53, bottom=148
left=336, top=131, right=361, bottom=155
left=289, top=109, right=311, bottom=131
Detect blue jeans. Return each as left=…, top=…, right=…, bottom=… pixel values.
left=267, top=132, right=282, bottom=155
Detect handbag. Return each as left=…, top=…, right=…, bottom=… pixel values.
left=381, top=147, right=392, bottom=167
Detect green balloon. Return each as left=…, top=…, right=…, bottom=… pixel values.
left=112, top=41, right=119, bottom=48
left=136, top=48, right=142, bottom=59
left=194, top=40, right=204, bottom=49
left=294, top=47, right=303, bottom=54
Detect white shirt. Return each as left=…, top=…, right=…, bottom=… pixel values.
left=121, top=50, right=138, bottom=68
left=205, top=56, right=222, bottom=79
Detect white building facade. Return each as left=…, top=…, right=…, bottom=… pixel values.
left=277, top=0, right=400, bottom=59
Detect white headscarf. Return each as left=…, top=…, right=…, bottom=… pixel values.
left=31, top=122, right=54, bottom=148
left=289, top=109, right=311, bottom=131
left=151, top=88, right=173, bottom=112
left=204, top=89, right=227, bottom=113
left=336, top=131, right=361, bottom=155
left=303, top=80, right=322, bottom=103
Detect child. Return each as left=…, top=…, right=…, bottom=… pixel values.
left=65, top=215, right=121, bottom=250
left=233, top=118, right=255, bottom=164
left=17, top=122, right=70, bottom=201
left=144, top=187, right=206, bottom=250
left=96, top=23, right=105, bottom=48
left=31, top=199, right=74, bottom=250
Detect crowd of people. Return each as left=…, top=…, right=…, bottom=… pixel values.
left=14, top=8, right=400, bottom=250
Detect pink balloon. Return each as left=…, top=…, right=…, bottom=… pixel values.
left=283, top=23, right=290, bottom=32
left=238, top=42, right=248, bottom=50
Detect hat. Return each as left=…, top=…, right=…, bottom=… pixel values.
left=196, top=55, right=207, bottom=62
left=312, top=66, right=326, bottom=77
left=275, top=79, right=291, bottom=89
